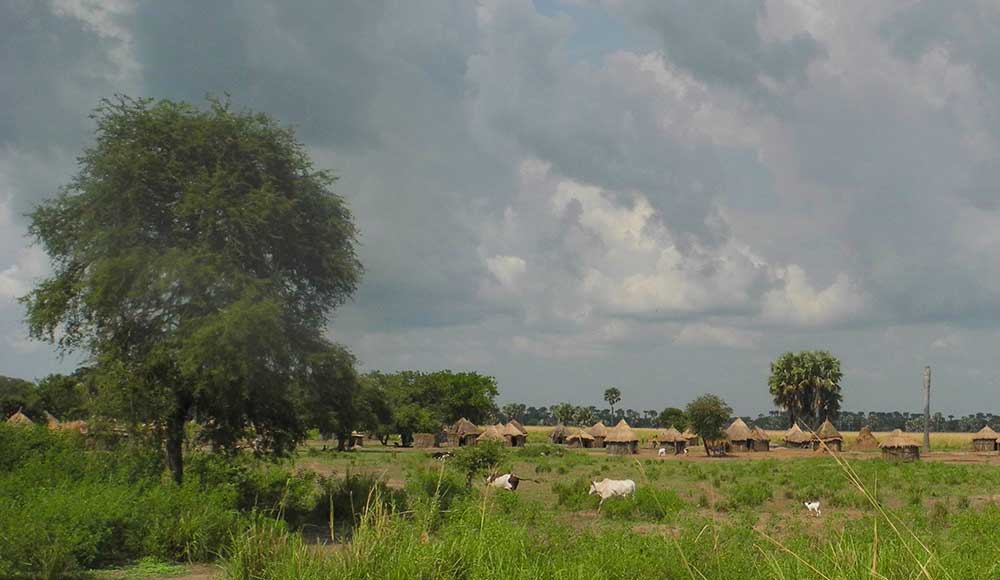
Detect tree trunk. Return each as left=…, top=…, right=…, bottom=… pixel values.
left=336, top=434, right=347, bottom=451
left=788, top=408, right=795, bottom=429
left=165, top=406, right=187, bottom=485
left=704, top=439, right=712, bottom=457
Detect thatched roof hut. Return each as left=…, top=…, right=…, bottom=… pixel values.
left=413, top=432, right=436, bottom=448
left=566, top=428, right=595, bottom=448
left=549, top=423, right=569, bottom=444
left=814, top=419, right=843, bottom=452
left=509, top=419, right=528, bottom=436
left=476, top=425, right=505, bottom=444
left=349, top=431, right=365, bottom=448
left=880, top=429, right=920, bottom=461
left=682, top=427, right=700, bottom=446
left=502, top=422, right=526, bottom=447
left=606, top=419, right=639, bottom=455
left=783, top=423, right=813, bottom=448
left=451, top=418, right=482, bottom=446
left=972, top=426, right=999, bottom=452
left=725, top=418, right=753, bottom=452
left=750, top=427, right=771, bottom=451
left=6, top=410, right=33, bottom=426
left=654, top=426, right=688, bottom=454
left=852, top=426, right=879, bottom=451
left=587, top=421, right=609, bottom=448
left=43, top=411, right=60, bottom=429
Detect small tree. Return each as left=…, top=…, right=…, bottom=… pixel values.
left=686, top=394, right=732, bottom=457
left=603, top=387, right=621, bottom=419
left=501, top=402, right=526, bottom=423
left=552, top=402, right=576, bottom=425
left=658, top=407, right=688, bottom=430
left=768, top=351, right=843, bottom=428
left=451, top=440, right=509, bottom=488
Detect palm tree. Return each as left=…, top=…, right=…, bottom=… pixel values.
left=769, top=351, right=843, bottom=428
left=604, top=387, right=621, bottom=420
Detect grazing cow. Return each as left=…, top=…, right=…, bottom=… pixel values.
left=804, top=501, right=821, bottom=516
left=657, top=447, right=667, bottom=457
left=488, top=473, right=520, bottom=491
left=588, top=478, right=636, bottom=511
left=431, top=451, right=454, bottom=461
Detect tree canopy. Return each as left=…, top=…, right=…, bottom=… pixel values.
left=686, top=394, right=732, bottom=457
left=603, top=387, right=621, bottom=419
left=21, top=96, right=362, bottom=483
left=657, top=407, right=688, bottom=430
left=360, top=370, right=498, bottom=446
left=768, top=350, right=843, bottom=429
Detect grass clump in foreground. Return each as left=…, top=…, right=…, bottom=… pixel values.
left=221, top=481, right=998, bottom=580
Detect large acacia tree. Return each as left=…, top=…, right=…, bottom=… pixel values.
left=22, top=96, right=362, bottom=483
left=768, top=350, right=843, bottom=429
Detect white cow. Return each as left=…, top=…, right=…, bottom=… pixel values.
left=488, top=473, right=521, bottom=491
left=588, top=478, right=636, bottom=511
left=657, top=447, right=667, bottom=457
left=804, top=500, right=821, bottom=516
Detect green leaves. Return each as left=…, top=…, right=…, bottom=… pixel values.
left=21, top=96, right=362, bottom=481
left=768, top=350, right=844, bottom=428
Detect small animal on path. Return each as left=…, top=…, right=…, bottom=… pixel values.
left=431, top=451, right=454, bottom=461
left=683, top=447, right=689, bottom=455
left=589, top=478, right=636, bottom=512
left=804, top=500, right=821, bottom=516
left=658, top=447, right=667, bottom=457
left=488, top=473, right=521, bottom=491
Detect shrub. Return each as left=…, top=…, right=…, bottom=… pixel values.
left=601, top=488, right=686, bottom=521
left=718, top=482, right=772, bottom=511
left=551, top=476, right=598, bottom=510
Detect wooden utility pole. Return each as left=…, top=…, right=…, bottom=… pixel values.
left=923, top=366, right=931, bottom=452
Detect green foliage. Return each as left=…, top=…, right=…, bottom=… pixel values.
left=450, top=441, right=509, bottom=486
left=657, top=406, right=688, bottom=430
left=686, top=394, right=733, bottom=456
left=0, top=425, right=239, bottom=578
left=362, top=371, right=499, bottom=445
left=603, top=387, right=621, bottom=418
left=600, top=487, right=686, bottom=521
left=21, top=96, right=362, bottom=483
left=769, top=350, right=843, bottom=428
left=0, top=374, right=40, bottom=417
left=717, top=482, right=772, bottom=511
left=36, top=369, right=93, bottom=420
left=550, top=476, right=597, bottom=510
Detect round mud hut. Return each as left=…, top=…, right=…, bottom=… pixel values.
left=880, top=429, right=920, bottom=461
left=348, top=431, right=365, bottom=448
left=566, top=428, right=595, bottom=448
left=509, top=419, right=528, bottom=436
left=503, top=422, right=527, bottom=447
left=725, top=418, right=754, bottom=452
left=451, top=418, right=482, bottom=446
left=750, top=427, right=771, bottom=451
left=5, top=409, right=33, bottom=427
left=412, top=432, right=437, bottom=448
left=972, top=426, right=999, bottom=452
left=605, top=419, right=639, bottom=455
left=549, top=423, right=570, bottom=445
left=852, top=426, right=879, bottom=451
left=654, top=426, right=688, bottom=454
left=813, top=419, right=844, bottom=452
left=476, top=424, right=506, bottom=445
left=587, top=421, right=610, bottom=448
left=682, top=427, right=700, bottom=447
left=783, top=424, right=812, bottom=449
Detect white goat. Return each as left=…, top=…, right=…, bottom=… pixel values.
left=804, top=500, right=821, bottom=516
left=588, top=478, right=636, bottom=511
left=657, top=447, right=667, bottom=457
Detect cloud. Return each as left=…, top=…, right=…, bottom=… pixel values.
left=762, top=266, right=865, bottom=326
left=674, top=323, right=761, bottom=350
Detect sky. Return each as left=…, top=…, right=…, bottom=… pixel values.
left=3, top=0, right=1000, bottom=416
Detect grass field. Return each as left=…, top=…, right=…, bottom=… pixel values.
left=271, top=436, right=1000, bottom=578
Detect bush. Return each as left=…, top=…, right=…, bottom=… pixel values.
left=717, top=482, right=772, bottom=511
left=601, top=488, right=686, bottom=521
left=450, top=441, right=509, bottom=487
left=551, top=476, right=598, bottom=510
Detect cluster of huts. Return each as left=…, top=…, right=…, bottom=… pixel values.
left=5, top=409, right=89, bottom=434
left=549, top=420, right=698, bottom=455
left=410, top=417, right=529, bottom=448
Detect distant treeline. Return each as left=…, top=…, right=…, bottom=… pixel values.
left=501, top=404, right=999, bottom=433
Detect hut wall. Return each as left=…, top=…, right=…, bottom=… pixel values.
left=751, top=440, right=770, bottom=452
left=349, top=436, right=364, bottom=448
left=673, top=441, right=687, bottom=454
left=606, top=441, right=635, bottom=455
left=815, top=440, right=842, bottom=452
left=729, top=440, right=751, bottom=452
left=882, top=447, right=920, bottom=462
left=445, top=433, right=460, bottom=447
left=593, top=436, right=606, bottom=448
left=413, top=433, right=436, bottom=448
left=973, top=439, right=997, bottom=452
left=459, top=434, right=478, bottom=446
